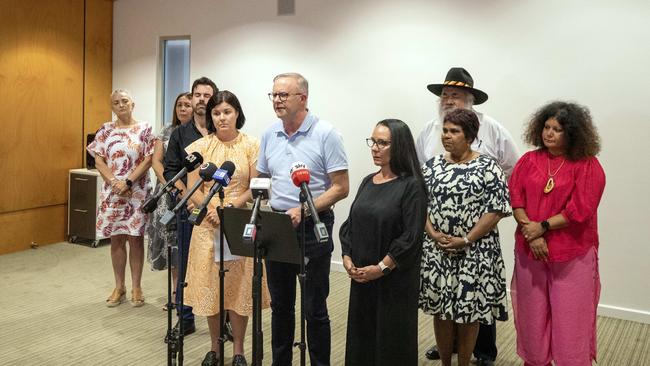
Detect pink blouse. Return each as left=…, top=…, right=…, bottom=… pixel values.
left=509, top=149, right=606, bottom=262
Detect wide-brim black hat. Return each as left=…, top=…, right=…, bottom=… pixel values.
left=426, top=67, right=489, bottom=105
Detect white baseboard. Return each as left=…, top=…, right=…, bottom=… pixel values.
left=330, top=259, right=345, bottom=273
left=597, top=304, right=650, bottom=324
left=330, top=260, right=650, bottom=324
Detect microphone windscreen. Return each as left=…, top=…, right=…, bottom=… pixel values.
left=183, top=152, right=204, bottom=170
left=220, top=161, right=236, bottom=178
left=198, top=162, right=219, bottom=181
left=291, top=170, right=310, bottom=186
left=290, top=161, right=310, bottom=187
left=289, top=161, right=307, bottom=176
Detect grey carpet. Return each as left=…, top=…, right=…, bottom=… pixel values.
left=0, top=243, right=647, bottom=365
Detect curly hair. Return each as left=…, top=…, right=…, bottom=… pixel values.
left=524, top=101, right=601, bottom=160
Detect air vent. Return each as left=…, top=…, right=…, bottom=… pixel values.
left=278, top=0, right=295, bottom=15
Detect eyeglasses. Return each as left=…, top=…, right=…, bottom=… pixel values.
left=366, top=138, right=391, bottom=149
left=267, top=92, right=303, bottom=102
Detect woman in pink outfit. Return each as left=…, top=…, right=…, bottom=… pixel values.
left=509, top=101, right=605, bottom=366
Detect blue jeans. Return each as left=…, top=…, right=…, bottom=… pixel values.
left=175, top=207, right=194, bottom=323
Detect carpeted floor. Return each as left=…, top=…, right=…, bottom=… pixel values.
left=0, top=242, right=648, bottom=365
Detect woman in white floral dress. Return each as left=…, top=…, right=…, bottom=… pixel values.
left=87, top=89, right=154, bottom=308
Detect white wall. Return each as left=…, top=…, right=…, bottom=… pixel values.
left=114, top=0, right=650, bottom=323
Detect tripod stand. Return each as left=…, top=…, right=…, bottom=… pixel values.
left=293, top=192, right=309, bottom=366
left=165, top=229, right=179, bottom=366
left=163, top=196, right=192, bottom=366
left=216, top=191, right=228, bottom=366
left=222, top=207, right=301, bottom=366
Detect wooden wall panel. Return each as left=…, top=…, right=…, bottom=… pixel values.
left=84, top=0, right=114, bottom=159
left=0, top=0, right=113, bottom=254
left=0, top=0, right=84, bottom=213
left=0, top=205, right=67, bottom=255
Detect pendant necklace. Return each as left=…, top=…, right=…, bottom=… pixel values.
left=544, top=155, right=566, bottom=194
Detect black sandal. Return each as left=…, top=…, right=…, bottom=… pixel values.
left=201, top=351, right=219, bottom=366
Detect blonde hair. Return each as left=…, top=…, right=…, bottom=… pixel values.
left=111, top=88, right=134, bottom=102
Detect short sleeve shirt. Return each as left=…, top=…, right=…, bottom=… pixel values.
left=256, top=111, right=348, bottom=210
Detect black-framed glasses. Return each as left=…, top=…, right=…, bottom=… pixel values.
left=366, top=138, right=391, bottom=149
left=267, top=92, right=303, bottom=102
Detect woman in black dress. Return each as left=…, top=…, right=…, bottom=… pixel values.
left=339, top=119, right=426, bottom=366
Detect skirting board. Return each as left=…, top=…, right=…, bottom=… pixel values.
left=597, top=304, right=650, bottom=324
left=330, top=260, right=650, bottom=324
left=331, top=260, right=346, bottom=273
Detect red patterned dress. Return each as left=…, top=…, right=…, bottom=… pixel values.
left=87, top=121, right=155, bottom=237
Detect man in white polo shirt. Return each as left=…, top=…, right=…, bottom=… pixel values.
left=257, top=72, right=349, bottom=366
left=416, top=67, right=519, bottom=366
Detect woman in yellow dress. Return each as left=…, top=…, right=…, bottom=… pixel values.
left=184, top=90, right=270, bottom=366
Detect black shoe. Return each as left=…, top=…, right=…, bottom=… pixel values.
left=175, top=320, right=196, bottom=337
left=475, top=357, right=495, bottom=366
left=424, top=344, right=458, bottom=360
left=201, top=351, right=219, bottom=366
left=425, top=345, right=440, bottom=360
left=231, top=354, right=248, bottom=366
left=164, top=321, right=195, bottom=343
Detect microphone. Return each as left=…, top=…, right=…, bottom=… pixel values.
left=142, top=152, right=203, bottom=213
left=289, top=162, right=329, bottom=243
left=188, top=161, right=236, bottom=225
left=242, top=177, right=272, bottom=244
left=159, top=162, right=218, bottom=226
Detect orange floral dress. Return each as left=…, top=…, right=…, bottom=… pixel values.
left=183, top=132, right=271, bottom=316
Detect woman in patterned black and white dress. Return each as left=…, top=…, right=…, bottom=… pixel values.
left=419, top=109, right=511, bottom=366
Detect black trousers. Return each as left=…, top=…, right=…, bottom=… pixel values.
left=264, top=210, right=335, bottom=366
left=266, top=253, right=332, bottom=366
left=473, top=322, right=497, bottom=360
left=175, top=207, right=194, bottom=323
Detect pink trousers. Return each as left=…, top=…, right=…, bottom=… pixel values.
left=511, top=247, right=600, bottom=366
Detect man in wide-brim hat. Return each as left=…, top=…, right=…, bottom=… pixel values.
left=416, top=67, right=518, bottom=175
left=416, top=67, right=519, bottom=366
left=426, top=67, right=489, bottom=105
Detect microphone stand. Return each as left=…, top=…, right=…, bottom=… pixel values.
left=165, top=234, right=177, bottom=366
left=166, top=199, right=177, bottom=366
left=217, top=190, right=228, bottom=366
left=246, top=195, right=265, bottom=366
left=294, top=191, right=307, bottom=366
left=164, top=191, right=182, bottom=366
left=164, top=190, right=186, bottom=366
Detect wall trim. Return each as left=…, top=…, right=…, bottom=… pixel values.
left=331, top=259, right=345, bottom=273
left=597, top=304, right=650, bottom=324
left=331, top=260, right=649, bottom=324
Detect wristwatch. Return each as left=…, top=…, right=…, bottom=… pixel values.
left=125, top=179, right=133, bottom=189
left=541, top=220, right=550, bottom=231
left=378, top=261, right=392, bottom=276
